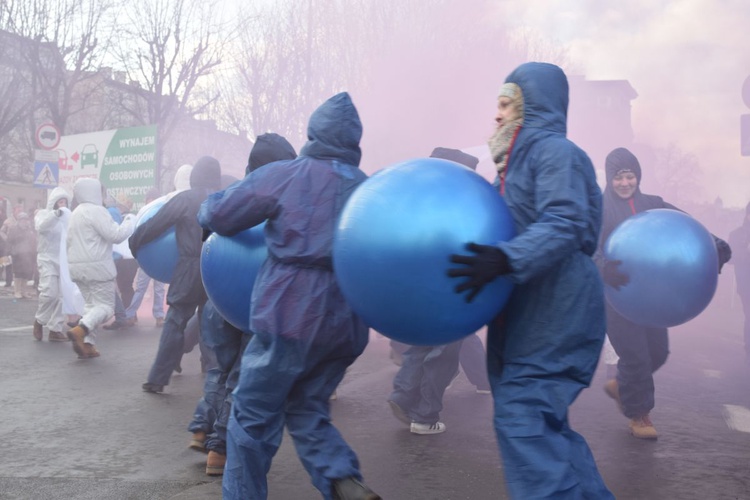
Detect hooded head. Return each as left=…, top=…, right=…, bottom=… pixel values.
left=299, top=92, right=363, bottom=167
left=605, top=147, right=642, bottom=186
left=173, top=164, right=193, bottom=192
left=73, top=178, right=103, bottom=206
left=190, top=156, right=221, bottom=191
left=429, top=147, right=479, bottom=171
left=46, top=187, right=72, bottom=210
left=504, top=62, right=568, bottom=135
left=246, top=133, right=297, bottom=175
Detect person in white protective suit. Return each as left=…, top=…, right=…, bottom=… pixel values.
left=65, top=178, right=134, bottom=359
left=32, top=187, right=74, bottom=342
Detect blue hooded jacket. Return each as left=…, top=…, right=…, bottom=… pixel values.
left=493, top=61, right=605, bottom=361
left=198, top=92, right=368, bottom=340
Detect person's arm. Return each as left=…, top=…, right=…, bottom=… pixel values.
left=34, top=209, right=58, bottom=234
left=496, top=140, right=593, bottom=283
left=198, top=165, right=286, bottom=236
left=129, top=193, right=186, bottom=254
left=92, top=206, right=135, bottom=244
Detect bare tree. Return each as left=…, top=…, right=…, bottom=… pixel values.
left=109, top=0, right=228, bottom=186
left=0, top=0, right=113, bottom=183
left=649, top=143, right=705, bottom=204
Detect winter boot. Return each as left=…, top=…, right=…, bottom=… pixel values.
left=206, top=450, right=226, bottom=476
left=80, top=343, right=100, bottom=359
left=189, top=431, right=207, bottom=452
left=33, top=320, right=43, bottom=341
left=48, top=331, right=69, bottom=342
left=66, top=325, right=88, bottom=358
left=629, top=414, right=658, bottom=440
left=331, top=477, right=381, bottom=500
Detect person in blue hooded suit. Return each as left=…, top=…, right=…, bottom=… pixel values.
left=448, top=62, right=613, bottom=499
left=198, top=93, right=380, bottom=500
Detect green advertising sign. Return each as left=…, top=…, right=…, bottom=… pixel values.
left=58, top=125, right=157, bottom=209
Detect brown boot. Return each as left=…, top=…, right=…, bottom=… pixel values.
left=206, top=450, right=226, bottom=476
left=189, top=431, right=207, bottom=452
left=629, top=414, right=658, bottom=440
left=48, top=331, right=69, bottom=342
left=33, top=320, right=43, bottom=341
left=603, top=379, right=624, bottom=414
left=66, top=325, right=87, bottom=358
left=79, top=343, right=100, bottom=359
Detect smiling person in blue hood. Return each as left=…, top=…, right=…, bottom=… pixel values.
left=199, top=93, right=380, bottom=500
left=448, top=63, right=613, bottom=499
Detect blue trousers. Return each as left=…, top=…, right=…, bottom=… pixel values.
left=487, top=313, right=613, bottom=500
left=188, top=300, right=249, bottom=454
left=146, top=301, right=204, bottom=386
left=605, top=302, right=669, bottom=419
left=389, top=342, right=461, bottom=424
left=222, top=328, right=367, bottom=500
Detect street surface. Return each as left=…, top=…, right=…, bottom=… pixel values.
left=1, top=272, right=749, bottom=499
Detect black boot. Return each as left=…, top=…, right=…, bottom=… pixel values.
left=331, top=477, right=381, bottom=500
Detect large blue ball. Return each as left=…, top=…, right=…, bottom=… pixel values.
left=200, top=223, right=267, bottom=332
left=333, top=158, right=515, bottom=346
left=604, top=208, right=718, bottom=328
left=135, top=199, right=178, bottom=283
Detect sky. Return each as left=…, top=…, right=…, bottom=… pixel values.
left=494, top=0, right=750, bottom=208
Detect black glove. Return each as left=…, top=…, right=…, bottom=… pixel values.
left=202, top=228, right=213, bottom=242
left=602, top=259, right=629, bottom=290
left=447, top=242, right=511, bottom=303
left=715, top=238, right=731, bottom=274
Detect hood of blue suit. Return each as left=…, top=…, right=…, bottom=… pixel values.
left=504, top=62, right=568, bottom=136
left=300, top=92, right=362, bottom=167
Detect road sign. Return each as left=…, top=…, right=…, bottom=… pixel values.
left=36, top=122, right=61, bottom=150
left=33, top=149, right=59, bottom=188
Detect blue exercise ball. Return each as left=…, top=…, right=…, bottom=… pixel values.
left=201, top=223, right=267, bottom=332
left=134, top=199, right=178, bottom=283
left=333, top=157, right=515, bottom=346
left=604, top=208, right=718, bottom=328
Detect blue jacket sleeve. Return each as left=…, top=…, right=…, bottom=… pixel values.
left=198, top=165, right=287, bottom=236
left=498, top=140, right=593, bottom=283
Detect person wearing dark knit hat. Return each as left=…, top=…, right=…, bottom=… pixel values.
left=188, top=136, right=298, bottom=477
left=729, top=202, right=750, bottom=364
left=597, top=146, right=731, bottom=440
left=388, top=147, right=490, bottom=437
left=129, top=155, right=222, bottom=394
left=246, top=133, right=297, bottom=175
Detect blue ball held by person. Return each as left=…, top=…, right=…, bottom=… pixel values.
left=333, top=157, right=515, bottom=345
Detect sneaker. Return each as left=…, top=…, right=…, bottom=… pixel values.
left=603, top=379, right=624, bottom=414
left=48, top=331, right=69, bottom=342
left=629, top=414, right=658, bottom=440
left=155, top=317, right=164, bottom=327
left=189, top=431, right=207, bottom=452
left=66, top=325, right=87, bottom=358
left=331, top=477, right=381, bottom=500
left=33, top=320, right=43, bottom=341
left=124, top=317, right=137, bottom=327
left=79, top=343, right=100, bottom=359
left=206, top=450, right=226, bottom=476
left=410, top=421, right=446, bottom=435
left=387, top=400, right=411, bottom=425
left=142, top=382, right=165, bottom=394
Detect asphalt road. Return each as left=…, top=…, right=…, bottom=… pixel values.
left=1, top=272, right=749, bottom=500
